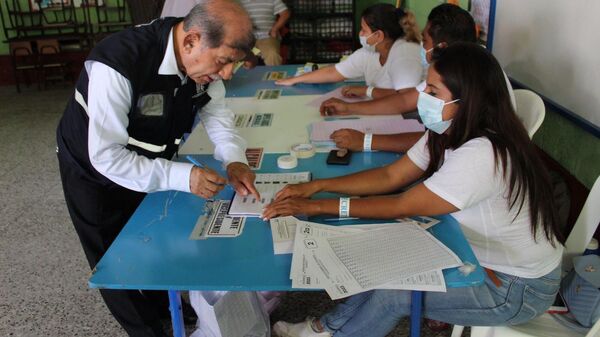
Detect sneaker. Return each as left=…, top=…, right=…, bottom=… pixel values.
left=273, top=317, right=331, bottom=337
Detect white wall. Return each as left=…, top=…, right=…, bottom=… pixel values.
left=493, top=0, right=600, bottom=128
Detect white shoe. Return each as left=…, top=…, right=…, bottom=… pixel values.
left=273, top=317, right=331, bottom=337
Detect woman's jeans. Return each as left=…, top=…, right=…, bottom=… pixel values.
left=319, top=266, right=561, bottom=337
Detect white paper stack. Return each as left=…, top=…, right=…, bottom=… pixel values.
left=272, top=217, right=462, bottom=299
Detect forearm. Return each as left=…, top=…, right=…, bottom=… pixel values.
left=312, top=166, right=400, bottom=196
left=272, top=10, right=290, bottom=31
left=313, top=195, right=409, bottom=219
left=372, top=132, right=424, bottom=153
left=312, top=184, right=458, bottom=219
left=347, top=88, right=419, bottom=115
left=371, top=87, right=397, bottom=99
left=292, top=66, right=345, bottom=84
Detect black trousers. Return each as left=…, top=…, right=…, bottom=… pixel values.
left=58, top=153, right=169, bottom=337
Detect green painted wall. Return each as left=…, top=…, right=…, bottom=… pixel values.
left=534, top=107, right=600, bottom=189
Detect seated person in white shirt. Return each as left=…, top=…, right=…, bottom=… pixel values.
left=56, top=1, right=259, bottom=336
left=263, top=42, right=564, bottom=337
left=240, top=0, right=291, bottom=66
left=327, top=3, right=517, bottom=154
left=275, top=4, right=423, bottom=100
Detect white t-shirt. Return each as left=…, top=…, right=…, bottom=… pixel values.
left=335, top=39, right=423, bottom=90
left=407, top=133, right=563, bottom=278
left=416, top=70, right=517, bottom=109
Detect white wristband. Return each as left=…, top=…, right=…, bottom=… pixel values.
left=339, top=197, right=350, bottom=218
left=363, top=133, right=373, bottom=152
left=366, top=86, right=374, bottom=98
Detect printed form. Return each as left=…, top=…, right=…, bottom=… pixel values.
left=288, top=220, right=462, bottom=299
left=229, top=172, right=311, bottom=217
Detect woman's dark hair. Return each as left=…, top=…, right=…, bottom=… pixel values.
left=362, top=4, right=420, bottom=43
left=425, top=42, right=565, bottom=246
left=427, top=4, right=477, bottom=45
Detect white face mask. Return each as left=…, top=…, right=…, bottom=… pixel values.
left=359, top=31, right=379, bottom=53
left=417, top=91, right=460, bottom=134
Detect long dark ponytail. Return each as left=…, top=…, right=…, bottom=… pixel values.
left=425, top=42, right=564, bottom=245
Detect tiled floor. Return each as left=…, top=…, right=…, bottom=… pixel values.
left=0, top=85, right=456, bottom=337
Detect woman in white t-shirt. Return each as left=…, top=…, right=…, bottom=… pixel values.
left=264, top=43, right=565, bottom=337
left=275, top=4, right=423, bottom=100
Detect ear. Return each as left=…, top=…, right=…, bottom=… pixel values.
left=183, top=30, right=201, bottom=53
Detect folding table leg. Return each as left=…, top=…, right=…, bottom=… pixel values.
left=410, top=291, right=423, bottom=337
left=168, top=290, right=186, bottom=337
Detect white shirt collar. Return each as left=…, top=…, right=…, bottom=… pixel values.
left=158, top=27, right=185, bottom=81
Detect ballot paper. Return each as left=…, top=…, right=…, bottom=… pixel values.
left=288, top=221, right=448, bottom=292
left=310, top=117, right=425, bottom=143
left=228, top=172, right=311, bottom=217
left=398, top=216, right=441, bottom=230
left=255, top=89, right=282, bottom=100
left=270, top=216, right=298, bottom=254
left=290, top=220, right=462, bottom=299
left=306, top=87, right=369, bottom=108
left=189, top=200, right=246, bottom=240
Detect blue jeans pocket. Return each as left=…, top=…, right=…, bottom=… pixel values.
left=507, top=283, right=559, bottom=325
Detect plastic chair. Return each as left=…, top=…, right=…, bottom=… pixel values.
left=461, top=176, right=600, bottom=337
left=514, top=89, right=546, bottom=138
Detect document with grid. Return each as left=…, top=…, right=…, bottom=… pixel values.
left=228, top=172, right=311, bottom=217
left=288, top=220, right=460, bottom=298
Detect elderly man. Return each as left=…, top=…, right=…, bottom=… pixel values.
left=56, top=1, right=258, bottom=336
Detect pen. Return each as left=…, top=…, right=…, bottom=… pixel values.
left=185, top=155, right=206, bottom=168
left=185, top=155, right=227, bottom=186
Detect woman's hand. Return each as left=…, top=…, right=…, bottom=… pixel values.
left=341, top=85, right=367, bottom=98
left=262, top=197, right=319, bottom=220
left=274, top=181, right=321, bottom=201
left=275, top=77, right=298, bottom=86
left=330, top=129, right=365, bottom=151
left=320, top=98, right=351, bottom=116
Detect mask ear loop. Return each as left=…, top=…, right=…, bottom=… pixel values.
left=445, top=98, right=460, bottom=105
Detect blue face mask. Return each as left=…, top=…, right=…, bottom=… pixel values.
left=417, top=91, right=460, bottom=134
left=420, top=43, right=433, bottom=68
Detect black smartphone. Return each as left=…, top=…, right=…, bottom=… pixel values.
left=326, top=149, right=352, bottom=165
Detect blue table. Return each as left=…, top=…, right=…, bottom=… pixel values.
left=90, top=153, right=485, bottom=337
left=224, top=65, right=348, bottom=97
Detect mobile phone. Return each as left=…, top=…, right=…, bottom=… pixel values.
left=326, top=149, right=352, bottom=165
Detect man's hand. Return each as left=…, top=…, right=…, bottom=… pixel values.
left=341, top=85, right=367, bottom=98
left=330, top=129, right=365, bottom=151
left=227, top=162, right=260, bottom=200
left=189, top=166, right=227, bottom=199
left=243, top=53, right=259, bottom=70
left=269, top=27, right=279, bottom=39
left=320, top=97, right=350, bottom=116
